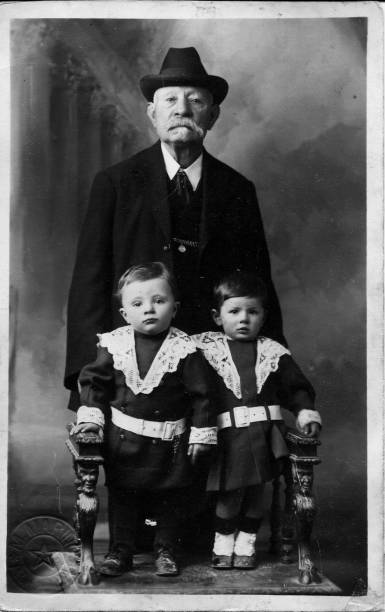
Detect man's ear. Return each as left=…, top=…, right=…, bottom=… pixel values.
left=207, top=104, right=220, bottom=131
left=146, top=102, right=156, bottom=128
left=211, top=308, right=222, bottom=327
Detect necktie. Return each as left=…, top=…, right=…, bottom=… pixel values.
left=174, top=169, right=193, bottom=207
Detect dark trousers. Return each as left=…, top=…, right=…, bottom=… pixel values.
left=108, top=487, right=187, bottom=558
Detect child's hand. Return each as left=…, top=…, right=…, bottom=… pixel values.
left=72, top=422, right=100, bottom=435
left=187, top=443, right=211, bottom=464
left=299, top=422, right=321, bottom=438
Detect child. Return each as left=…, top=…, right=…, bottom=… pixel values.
left=193, top=271, right=321, bottom=570
left=74, top=262, right=217, bottom=577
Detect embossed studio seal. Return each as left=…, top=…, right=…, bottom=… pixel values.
left=7, top=516, right=77, bottom=592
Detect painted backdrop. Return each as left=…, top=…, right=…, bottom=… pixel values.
left=9, top=18, right=366, bottom=592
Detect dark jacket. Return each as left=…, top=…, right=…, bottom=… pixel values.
left=79, top=326, right=216, bottom=490
left=194, top=333, right=316, bottom=492
left=65, top=141, right=284, bottom=396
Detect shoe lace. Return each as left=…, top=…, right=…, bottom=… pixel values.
left=105, top=552, right=121, bottom=561
left=105, top=550, right=129, bottom=562
left=157, top=548, right=175, bottom=561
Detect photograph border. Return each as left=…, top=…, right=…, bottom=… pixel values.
left=0, top=1, right=383, bottom=610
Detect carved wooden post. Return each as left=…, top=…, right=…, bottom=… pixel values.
left=284, top=429, right=322, bottom=584
left=66, top=425, right=104, bottom=585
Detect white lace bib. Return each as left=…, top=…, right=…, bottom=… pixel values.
left=193, top=332, right=290, bottom=398
left=98, top=326, right=196, bottom=395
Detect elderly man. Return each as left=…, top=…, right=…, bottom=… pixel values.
left=64, top=47, right=285, bottom=576
left=65, top=47, right=284, bottom=403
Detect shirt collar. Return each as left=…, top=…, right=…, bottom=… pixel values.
left=161, top=142, right=202, bottom=191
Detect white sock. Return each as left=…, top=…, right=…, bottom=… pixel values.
left=234, top=531, right=257, bottom=556
left=213, top=531, right=235, bottom=556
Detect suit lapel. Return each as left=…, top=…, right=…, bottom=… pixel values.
left=139, top=141, right=171, bottom=244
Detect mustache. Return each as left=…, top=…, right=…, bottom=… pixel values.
left=168, top=120, right=205, bottom=136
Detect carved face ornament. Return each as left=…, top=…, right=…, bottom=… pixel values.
left=77, top=465, right=98, bottom=495
left=297, top=467, right=313, bottom=495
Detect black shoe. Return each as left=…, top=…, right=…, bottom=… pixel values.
left=155, top=549, right=179, bottom=577
left=211, top=554, right=233, bottom=569
left=233, top=554, right=256, bottom=570
left=99, top=551, right=133, bottom=576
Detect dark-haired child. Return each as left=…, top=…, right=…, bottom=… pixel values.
left=75, top=262, right=217, bottom=577
left=193, top=272, right=321, bottom=570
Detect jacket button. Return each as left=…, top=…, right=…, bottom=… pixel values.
left=152, top=439, right=157, bottom=445
left=120, top=434, right=125, bottom=440
left=154, top=410, right=160, bottom=415
left=163, top=244, right=170, bottom=251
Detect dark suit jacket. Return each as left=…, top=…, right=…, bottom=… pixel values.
left=65, top=141, right=284, bottom=396
left=79, top=337, right=215, bottom=489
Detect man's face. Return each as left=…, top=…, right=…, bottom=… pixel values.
left=147, top=86, right=220, bottom=147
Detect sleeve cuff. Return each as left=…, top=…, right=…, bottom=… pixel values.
left=189, top=426, right=217, bottom=445
left=77, top=406, right=105, bottom=428
left=296, top=409, right=322, bottom=429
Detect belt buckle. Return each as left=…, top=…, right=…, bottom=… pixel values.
left=162, top=421, right=175, bottom=441
left=233, top=406, right=250, bottom=428
left=138, top=419, right=145, bottom=435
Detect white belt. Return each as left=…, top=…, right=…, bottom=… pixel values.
left=217, top=405, right=282, bottom=430
left=111, top=406, right=186, bottom=441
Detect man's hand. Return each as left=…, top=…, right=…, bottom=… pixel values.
left=187, top=443, right=212, bottom=464
left=299, top=422, right=321, bottom=438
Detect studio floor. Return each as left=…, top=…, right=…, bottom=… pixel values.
left=53, top=534, right=342, bottom=595
left=7, top=484, right=367, bottom=597
left=8, top=519, right=366, bottom=596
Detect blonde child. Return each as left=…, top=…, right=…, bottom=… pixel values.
left=75, top=262, right=216, bottom=577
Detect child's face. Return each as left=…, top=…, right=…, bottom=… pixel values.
left=120, top=278, right=178, bottom=335
left=213, top=296, right=265, bottom=341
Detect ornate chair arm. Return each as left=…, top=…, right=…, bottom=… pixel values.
left=65, top=423, right=104, bottom=586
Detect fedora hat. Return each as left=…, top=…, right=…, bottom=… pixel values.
left=140, top=47, right=228, bottom=105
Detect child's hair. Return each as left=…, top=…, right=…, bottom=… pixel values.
left=213, top=270, right=269, bottom=310
left=117, top=262, right=179, bottom=301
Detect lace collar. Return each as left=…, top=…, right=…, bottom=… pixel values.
left=193, top=332, right=290, bottom=398
left=98, top=325, right=196, bottom=395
